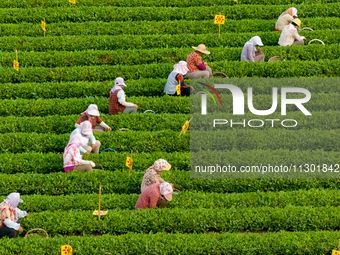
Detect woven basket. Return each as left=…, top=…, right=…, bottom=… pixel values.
left=24, top=228, right=49, bottom=238
left=212, top=72, right=228, bottom=78
left=308, top=39, right=325, bottom=45
left=301, top=27, right=313, bottom=31
left=173, top=188, right=181, bottom=195
left=143, top=110, right=156, bottom=114
left=268, top=56, right=286, bottom=62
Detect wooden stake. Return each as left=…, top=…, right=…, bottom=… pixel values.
left=98, top=185, right=101, bottom=221
left=128, top=151, right=132, bottom=177
left=218, top=24, right=221, bottom=38
left=15, top=50, right=18, bottom=62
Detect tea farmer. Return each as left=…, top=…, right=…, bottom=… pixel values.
left=164, top=61, right=191, bottom=96
left=135, top=182, right=173, bottom=209
left=278, top=18, right=306, bottom=46
left=140, top=158, right=172, bottom=208
left=141, top=159, right=172, bottom=192
left=70, top=121, right=101, bottom=154
left=109, top=77, right=138, bottom=114
left=0, top=193, right=28, bottom=239
left=241, top=36, right=265, bottom=62
left=185, top=44, right=213, bottom=79
left=274, top=7, right=298, bottom=31
left=63, top=134, right=96, bottom=172
left=75, top=104, right=112, bottom=132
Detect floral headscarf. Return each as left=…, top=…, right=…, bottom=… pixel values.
left=281, top=7, right=298, bottom=17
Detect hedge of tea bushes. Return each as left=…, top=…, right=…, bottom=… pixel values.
left=2, top=59, right=340, bottom=84
left=1, top=0, right=338, bottom=8
left=15, top=206, right=340, bottom=236
left=0, top=4, right=339, bottom=23
left=0, top=128, right=338, bottom=153
left=6, top=91, right=340, bottom=117
left=0, top=113, right=189, bottom=134
left=0, top=231, right=338, bottom=255
left=2, top=171, right=340, bottom=195
left=0, top=130, right=190, bottom=153
left=1, top=77, right=339, bottom=100
left=0, top=17, right=339, bottom=37
left=0, top=96, right=190, bottom=116
left=0, top=79, right=167, bottom=99
left=190, top=129, right=340, bottom=151
left=0, top=29, right=336, bottom=52
left=0, top=151, right=190, bottom=174
left=1, top=44, right=339, bottom=68
left=13, top=188, right=340, bottom=212
left=0, top=110, right=339, bottom=134
left=0, top=111, right=337, bottom=135
left=1, top=149, right=337, bottom=174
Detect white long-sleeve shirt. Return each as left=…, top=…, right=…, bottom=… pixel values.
left=70, top=128, right=96, bottom=154
left=117, top=90, right=135, bottom=107
left=4, top=209, right=27, bottom=230
left=278, top=23, right=305, bottom=46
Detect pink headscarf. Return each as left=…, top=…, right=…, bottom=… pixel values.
left=111, top=77, right=127, bottom=94
left=64, top=134, right=86, bottom=154
left=81, top=104, right=100, bottom=117
left=5, top=192, right=23, bottom=209
left=281, top=7, right=298, bottom=17
left=80, top=121, right=93, bottom=136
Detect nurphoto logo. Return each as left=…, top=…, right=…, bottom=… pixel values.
left=197, top=83, right=311, bottom=128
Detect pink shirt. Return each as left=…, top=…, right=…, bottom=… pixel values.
left=63, top=145, right=83, bottom=171
left=135, top=183, right=161, bottom=209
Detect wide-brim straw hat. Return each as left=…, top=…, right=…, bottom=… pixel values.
left=292, top=18, right=301, bottom=28
left=192, top=44, right=210, bottom=54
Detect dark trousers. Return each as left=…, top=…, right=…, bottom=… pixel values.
left=0, top=226, right=18, bottom=238
left=156, top=197, right=167, bottom=208
left=170, top=87, right=191, bottom=97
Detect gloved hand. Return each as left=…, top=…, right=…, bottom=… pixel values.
left=90, top=162, right=96, bottom=167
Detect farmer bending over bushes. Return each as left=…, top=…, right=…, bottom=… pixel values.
left=70, top=121, right=101, bottom=154
left=141, top=158, right=172, bottom=208
left=0, top=193, right=28, bottom=239
left=278, top=18, right=306, bottom=46
left=164, top=61, right=191, bottom=96
left=274, top=7, right=298, bottom=31
left=63, top=134, right=96, bottom=172
left=240, top=36, right=265, bottom=62
left=109, top=77, right=138, bottom=114
left=135, top=182, right=173, bottom=209
left=185, top=44, right=212, bottom=79
left=76, top=104, right=112, bottom=132
left=141, top=159, right=172, bottom=192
